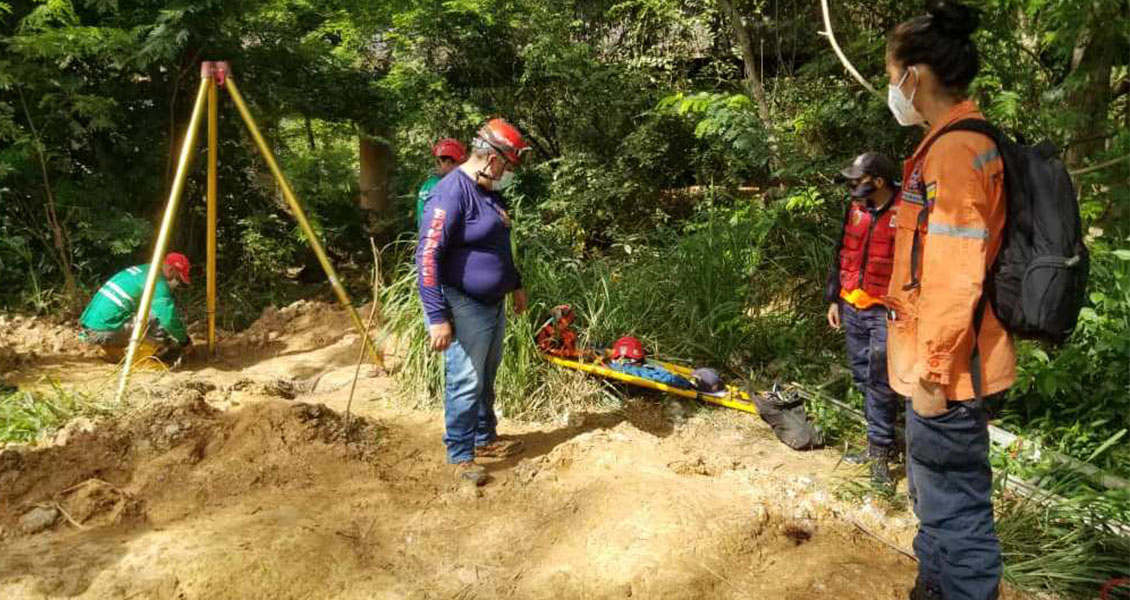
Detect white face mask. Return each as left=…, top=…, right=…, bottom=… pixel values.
left=888, top=67, right=925, bottom=127
left=492, top=170, right=515, bottom=191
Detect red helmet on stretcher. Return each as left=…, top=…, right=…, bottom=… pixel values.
left=610, top=336, right=645, bottom=362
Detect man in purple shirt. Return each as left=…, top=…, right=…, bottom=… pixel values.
left=416, top=118, right=530, bottom=485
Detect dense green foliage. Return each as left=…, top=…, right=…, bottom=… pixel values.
left=1, top=1, right=1127, bottom=593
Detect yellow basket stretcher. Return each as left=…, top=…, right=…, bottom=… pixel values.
left=541, top=354, right=759, bottom=415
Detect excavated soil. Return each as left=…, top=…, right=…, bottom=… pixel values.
left=0, top=301, right=952, bottom=599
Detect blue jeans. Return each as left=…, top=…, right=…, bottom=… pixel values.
left=842, top=302, right=897, bottom=448
left=442, top=286, right=506, bottom=464
left=906, top=397, right=1001, bottom=600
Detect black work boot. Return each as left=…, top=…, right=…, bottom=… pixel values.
left=909, top=578, right=943, bottom=600
left=869, top=443, right=895, bottom=491
left=843, top=447, right=869, bottom=465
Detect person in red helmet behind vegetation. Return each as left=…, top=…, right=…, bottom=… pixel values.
left=416, top=138, right=468, bottom=229
left=79, top=252, right=193, bottom=363
left=416, top=118, right=530, bottom=486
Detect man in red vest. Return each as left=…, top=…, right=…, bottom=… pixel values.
left=825, top=151, right=900, bottom=489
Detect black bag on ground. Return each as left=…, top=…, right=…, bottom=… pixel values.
left=751, top=385, right=824, bottom=451
left=934, top=120, right=1089, bottom=344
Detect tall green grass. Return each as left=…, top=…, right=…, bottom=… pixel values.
left=378, top=203, right=839, bottom=419
left=996, top=482, right=1130, bottom=598
left=379, top=239, right=612, bottom=419
left=0, top=383, right=111, bottom=444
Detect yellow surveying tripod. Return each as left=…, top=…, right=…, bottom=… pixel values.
left=114, top=61, right=382, bottom=403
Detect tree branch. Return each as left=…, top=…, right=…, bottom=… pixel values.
left=304, top=115, right=317, bottom=151
left=520, top=127, right=556, bottom=162
left=1065, top=131, right=1116, bottom=149
left=16, top=84, right=79, bottom=309
left=1069, top=154, right=1130, bottom=177
left=818, top=0, right=881, bottom=99
left=718, top=0, right=778, bottom=170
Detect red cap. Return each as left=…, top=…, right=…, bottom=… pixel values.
left=164, top=252, right=191, bottom=284
left=432, top=138, right=468, bottom=163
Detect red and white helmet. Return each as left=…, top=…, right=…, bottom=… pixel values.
left=474, top=118, right=530, bottom=165
left=432, top=138, right=467, bottom=163
left=610, top=336, right=645, bottom=362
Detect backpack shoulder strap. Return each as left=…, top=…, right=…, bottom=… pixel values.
left=902, top=121, right=978, bottom=292
left=939, top=118, right=1010, bottom=402
left=913, top=118, right=1001, bottom=165
left=904, top=118, right=1009, bottom=291
left=940, top=118, right=1004, bottom=143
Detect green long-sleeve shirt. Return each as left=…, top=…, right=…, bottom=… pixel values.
left=79, top=264, right=188, bottom=343
left=416, top=174, right=442, bottom=230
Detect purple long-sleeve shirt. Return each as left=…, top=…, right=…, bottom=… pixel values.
left=416, top=169, right=523, bottom=325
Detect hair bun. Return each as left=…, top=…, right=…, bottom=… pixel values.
left=927, top=0, right=980, bottom=38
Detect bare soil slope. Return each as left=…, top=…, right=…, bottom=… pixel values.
left=1, top=302, right=936, bottom=599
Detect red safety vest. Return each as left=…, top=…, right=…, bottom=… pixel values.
left=838, top=201, right=897, bottom=299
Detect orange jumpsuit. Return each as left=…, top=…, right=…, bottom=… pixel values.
left=884, top=101, right=1016, bottom=401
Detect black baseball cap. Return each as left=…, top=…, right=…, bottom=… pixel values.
left=840, top=152, right=899, bottom=183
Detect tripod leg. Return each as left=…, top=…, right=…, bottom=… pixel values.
left=207, top=72, right=219, bottom=354
left=225, top=77, right=383, bottom=368
left=114, top=75, right=212, bottom=404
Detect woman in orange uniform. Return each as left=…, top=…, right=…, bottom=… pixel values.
left=883, top=2, right=1016, bottom=599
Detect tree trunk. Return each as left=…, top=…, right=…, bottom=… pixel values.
left=1065, top=22, right=1115, bottom=166
left=304, top=115, right=317, bottom=151
left=359, top=133, right=395, bottom=239
left=164, top=48, right=203, bottom=195
left=16, top=86, right=80, bottom=311
left=718, top=0, right=779, bottom=171
left=165, top=69, right=184, bottom=197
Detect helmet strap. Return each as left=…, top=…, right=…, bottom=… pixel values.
left=475, top=153, right=506, bottom=184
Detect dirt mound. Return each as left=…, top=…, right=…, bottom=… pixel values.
left=0, top=391, right=383, bottom=537
left=0, top=314, right=96, bottom=374
left=217, top=299, right=369, bottom=359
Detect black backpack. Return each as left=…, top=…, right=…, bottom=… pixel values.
left=907, top=119, right=1090, bottom=398
left=913, top=120, right=1089, bottom=346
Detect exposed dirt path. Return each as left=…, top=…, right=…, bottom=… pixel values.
left=0, top=302, right=946, bottom=599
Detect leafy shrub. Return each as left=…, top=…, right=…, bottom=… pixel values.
left=1002, top=239, right=1130, bottom=475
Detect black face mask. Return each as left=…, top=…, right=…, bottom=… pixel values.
left=850, top=180, right=877, bottom=199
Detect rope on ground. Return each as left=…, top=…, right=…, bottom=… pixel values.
left=43, top=501, right=88, bottom=531
left=787, top=381, right=1130, bottom=491
left=847, top=516, right=916, bottom=562
left=345, top=237, right=381, bottom=433
left=789, top=381, right=1130, bottom=536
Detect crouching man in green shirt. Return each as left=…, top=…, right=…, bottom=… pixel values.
left=79, top=252, right=192, bottom=364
